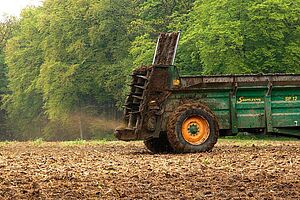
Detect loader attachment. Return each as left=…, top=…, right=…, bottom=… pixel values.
left=115, top=32, right=181, bottom=141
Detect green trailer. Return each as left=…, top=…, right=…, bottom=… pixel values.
left=115, top=32, right=300, bottom=153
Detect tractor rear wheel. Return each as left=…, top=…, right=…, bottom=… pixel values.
left=167, top=103, right=219, bottom=153
left=144, top=133, right=173, bottom=153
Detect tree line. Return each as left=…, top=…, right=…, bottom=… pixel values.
left=0, top=0, right=299, bottom=140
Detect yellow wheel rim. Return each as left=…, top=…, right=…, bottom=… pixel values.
left=181, top=116, right=210, bottom=145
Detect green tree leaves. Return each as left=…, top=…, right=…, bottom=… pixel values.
left=4, top=0, right=136, bottom=137
left=185, top=0, right=300, bottom=74
left=1, top=0, right=299, bottom=139
left=130, top=0, right=196, bottom=67
left=0, top=16, right=17, bottom=93
left=3, top=8, right=44, bottom=136
left=244, top=0, right=300, bottom=73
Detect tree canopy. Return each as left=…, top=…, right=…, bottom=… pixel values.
left=183, top=0, right=300, bottom=74
left=0, top=0, right=299, bottom=140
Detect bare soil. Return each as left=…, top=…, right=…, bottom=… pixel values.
left=0, top=140, right=299, bottom=199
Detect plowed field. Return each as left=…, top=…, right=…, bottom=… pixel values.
left=0, top=140, right=299, bottom=199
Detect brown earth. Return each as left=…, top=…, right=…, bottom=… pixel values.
left=0, top=140, right=299, bottom=199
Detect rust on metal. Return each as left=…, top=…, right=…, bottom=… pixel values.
left=178, top=74, right=300, bottom=90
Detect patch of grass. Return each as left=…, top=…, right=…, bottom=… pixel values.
left=221, top=132, right=298, bottom=141
left=218, top=132, right=299, bottom=146
left=0, top=139, right=116, bottom=147
left=32, top=138, right=44, bottom=146
left=202, top=158, right=210, bottom=165
left=91, top=133, right=117, bottom=141
left=0, top=141, right=17, bottom=146
left=61, top=139, right=110, bottom=146
left=61, top=139, right=87, bottom=146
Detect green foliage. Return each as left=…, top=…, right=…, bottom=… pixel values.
left=0, top=17, right=17, bottom=97
left=32, top=138, right=44, bottom=146
left=1, top=0, right=300, bottom=140
left=131, top=0, right=195, bottom=34
left=222, top=133, right=299, bottom=141
left=37, top=0, right=135, bottom=119
left=0, top=17, right=18, bottom=138
left=130, top=0, right=196, bottom=68
left=244, top=0, right=300, bottom=73
left=0, top=54, right=6, bottom=93
left=186, top=0, right=300, bottom=74
left=38, top=61, right=79, bottom=119
left=3, top=8, right=45, bottom=137
left=130, top=34, right=155, bottom=66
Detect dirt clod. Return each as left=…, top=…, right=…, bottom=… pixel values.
left=0, top=141, right=299, bottom=199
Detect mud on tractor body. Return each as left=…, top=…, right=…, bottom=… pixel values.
left=115, top=32, right=219, bottom=153
left=115, top=64, right=219, bottom=153
left=115, top=32, right=300, bottom=153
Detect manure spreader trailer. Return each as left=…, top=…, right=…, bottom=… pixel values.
left=115, top=32, right=300, bottom=153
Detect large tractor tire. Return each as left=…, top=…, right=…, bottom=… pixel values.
left=167, top=103, right=219, bottom=153
left=144, top=133, right=173, bottom=153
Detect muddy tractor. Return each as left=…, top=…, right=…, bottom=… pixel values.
left=115, top=32, right=300, bottom=153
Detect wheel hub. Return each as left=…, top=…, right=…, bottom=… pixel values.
left=188, top=124, right=199, bottom=136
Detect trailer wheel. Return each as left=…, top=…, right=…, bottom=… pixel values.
left=167, top=103, right=219, bottom=153
left=144, top=133, right=173, bottom=153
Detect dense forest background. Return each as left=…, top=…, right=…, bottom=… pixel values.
left=0, top=0, right=299, bottom=140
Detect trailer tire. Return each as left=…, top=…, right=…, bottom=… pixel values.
left=167, top=103, right=219, bottom=153
left=144, top=133, right=173, bottom=153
